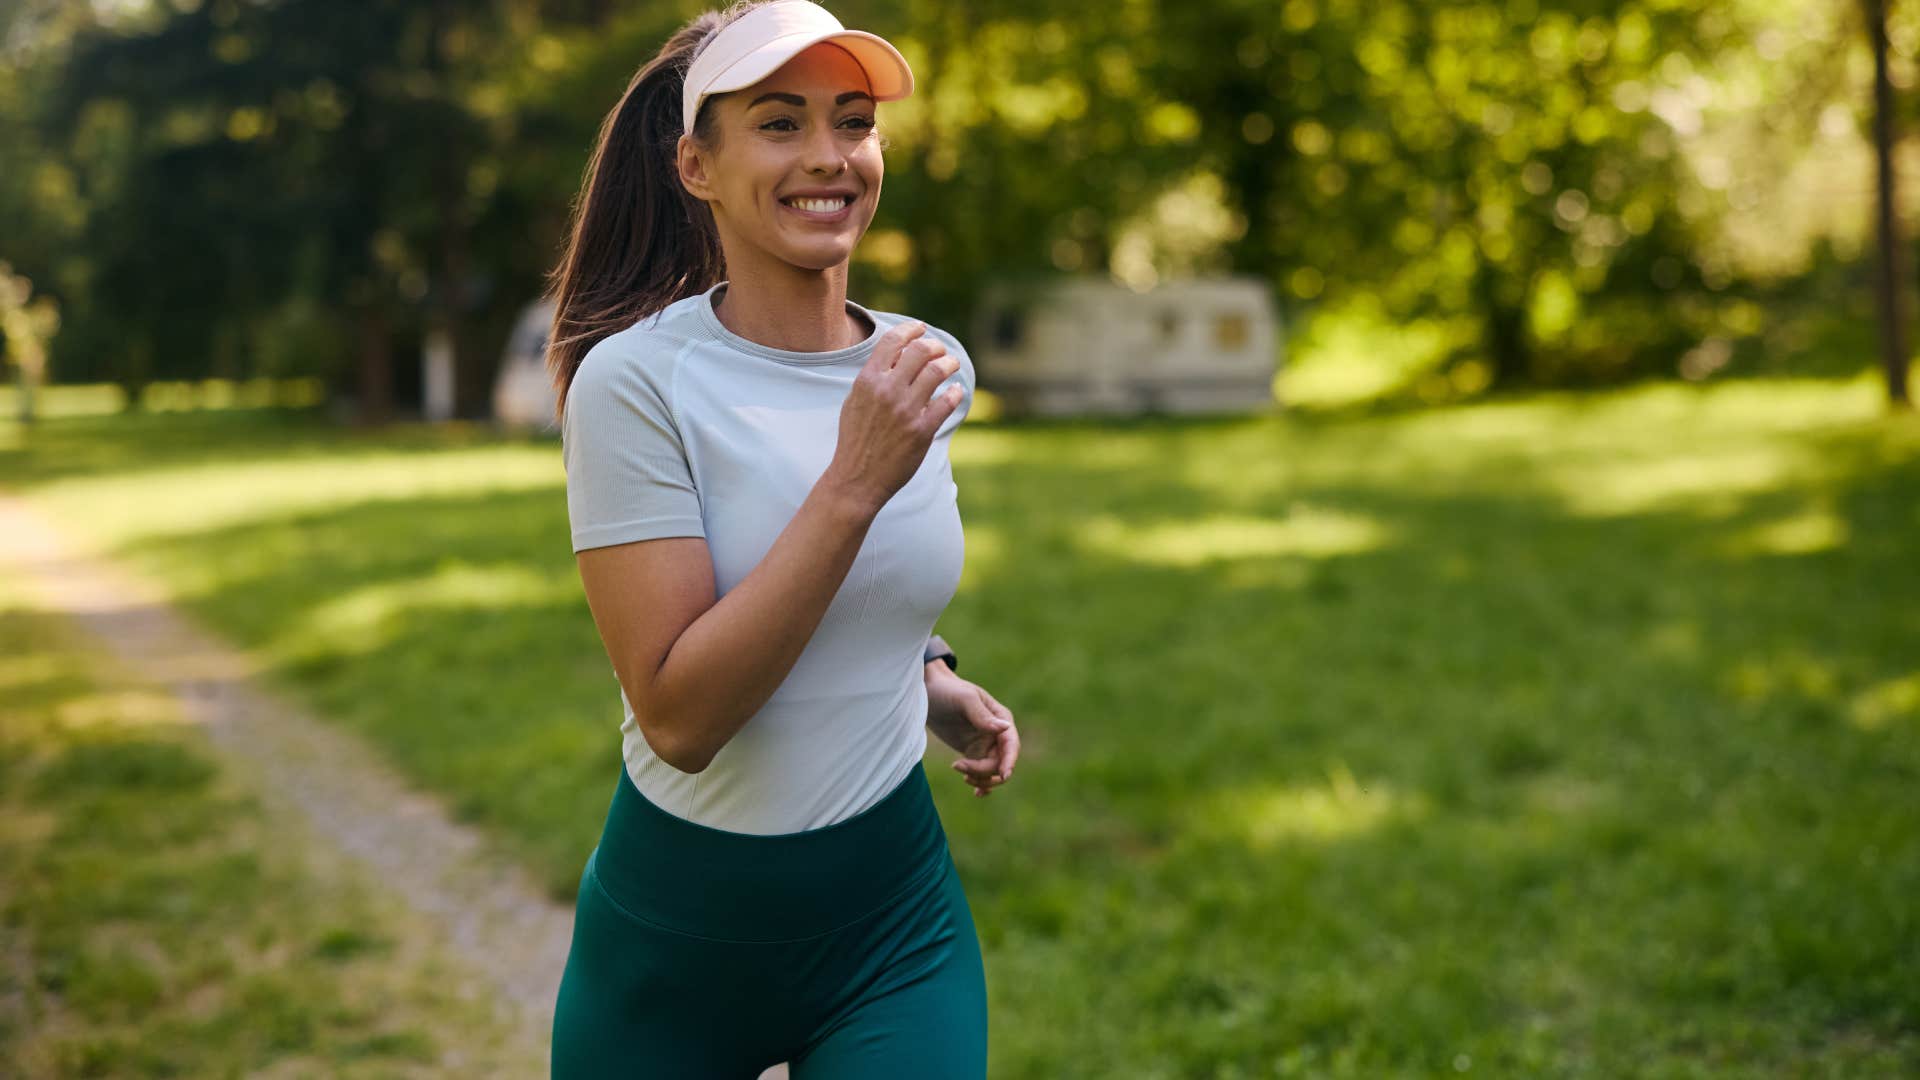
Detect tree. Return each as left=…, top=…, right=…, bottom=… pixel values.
left=1863, top=0, right=1913, bottom=410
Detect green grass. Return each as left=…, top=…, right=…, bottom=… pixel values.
left=2, top=373, right=1916, bottom=1076
left=0, top=566, right=542, bottom=1076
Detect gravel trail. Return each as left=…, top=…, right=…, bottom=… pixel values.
left=0, top=494, right=576, bottom=1069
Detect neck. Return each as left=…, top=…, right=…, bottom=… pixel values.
left=710, top=251, right=872, bottom=352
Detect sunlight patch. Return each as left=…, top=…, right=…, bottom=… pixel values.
left=954, top=525, right=1006, bottom=594
left=29, top=446, right=564, bottom=548
left=1848, top=673, right=1919, bottom=732
left=1200, top=761, right=1420, bottom=849
left=0, top=650, right=63, bottom=694
left=1544, top=445, right=1804, bottom=518
left=292, top=563, right=572, bottom=656
left=1075, top=503, right=1389, bottom=567
left=1716, top=502, right=1849, bottom=557
left=1721, top=649, right=1839, bottom=704
left=948, top=432, right=1022, bottom=466
left=56, top=687, right=194, bottom=732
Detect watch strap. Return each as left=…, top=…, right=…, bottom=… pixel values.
left=923, top=634, right=958, bottom=672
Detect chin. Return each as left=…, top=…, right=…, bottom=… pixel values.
left=783, top=244, right=857, bottom=272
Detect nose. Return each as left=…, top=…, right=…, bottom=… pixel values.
left=802, top=120, right=848, bottom=176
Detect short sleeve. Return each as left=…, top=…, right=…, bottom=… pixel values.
left=561, top=345, right=706, bottom=552
left=923, top=325, right=974, bottom=438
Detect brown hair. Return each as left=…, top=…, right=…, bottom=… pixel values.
left=542, top=1, right=776, bottom=424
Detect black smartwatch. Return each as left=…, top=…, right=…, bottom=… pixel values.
left=923, top=634, right=958, bottom=672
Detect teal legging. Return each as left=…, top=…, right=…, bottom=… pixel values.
left=550, top=759, right=988, bottom=1078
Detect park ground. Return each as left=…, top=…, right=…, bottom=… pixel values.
left=1, top=369, right=1916, bottom=1077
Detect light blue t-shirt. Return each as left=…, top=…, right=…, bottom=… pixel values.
left=561, top=279, right=972, bottom=834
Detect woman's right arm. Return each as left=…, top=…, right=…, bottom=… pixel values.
left=575, top=320, right=964, bottom=774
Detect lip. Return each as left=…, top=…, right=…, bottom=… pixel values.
left=779, top=194, right=855, bottom=224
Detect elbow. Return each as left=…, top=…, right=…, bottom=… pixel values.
left=636, top=713, right=715, bottom=775
left=621, top=673, right=715, bottom=775
left=665, top=745, right=715, bottom=775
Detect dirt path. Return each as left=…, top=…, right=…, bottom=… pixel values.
left=0, top=493, right=795, bottom=1079
left=1, top=495, right=794, bottom=1076
left=0, top=494, right=583, bottom=1067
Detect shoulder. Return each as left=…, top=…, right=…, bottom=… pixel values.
left=568, top=299, right=705, bottom=405
left=861, top=307, right=975, bottom=383
left=860, top=306, right=975, bottom=436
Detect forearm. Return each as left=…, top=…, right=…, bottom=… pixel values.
left=649, top=475, right=881, bottom=772
left=923, top=643, right=963, bottom=727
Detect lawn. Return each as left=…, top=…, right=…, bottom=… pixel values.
left=1, top=372, right=1915, bottom=1076
left=0, top=559, right=543, bottom=1076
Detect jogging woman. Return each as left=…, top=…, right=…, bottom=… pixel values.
left=543, top=2, right=1020, bottom=1075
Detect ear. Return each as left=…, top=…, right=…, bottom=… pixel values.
left=677, top=134, right=717, bottom=202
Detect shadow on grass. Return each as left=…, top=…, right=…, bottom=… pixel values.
left=10, top=400, right=1916, bottom=1074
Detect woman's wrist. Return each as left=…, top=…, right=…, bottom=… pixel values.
left=816, top=461, right=886, bottom=521
left=924, top=659, right=963, bottom=692
left=923, top=634, right=957, bottom=672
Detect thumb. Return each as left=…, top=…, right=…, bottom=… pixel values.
left=971, top=690, right=1009, bottom=729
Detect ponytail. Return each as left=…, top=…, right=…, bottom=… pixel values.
left=543, top=2, right=774, bottom=424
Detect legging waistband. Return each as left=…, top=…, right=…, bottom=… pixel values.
left=586, top=759, right=949, bottom=943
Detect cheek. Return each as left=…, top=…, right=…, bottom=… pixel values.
left=733, top=151, right=787, bottom=206
left=857, top=156, right=883, bottom=196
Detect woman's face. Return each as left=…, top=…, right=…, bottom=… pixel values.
left=679, top=42, right=883, bottom=273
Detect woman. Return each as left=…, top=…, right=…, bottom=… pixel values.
left=543, top=2, right=1020, bottom=1076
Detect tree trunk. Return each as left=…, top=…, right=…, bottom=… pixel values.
left=356, top=305, right=393, bottom=426
left=1473, top=256, right=1530, bottom=388
left=1866, top=0, right=1913, bottom=409
left=118, top=338, right=151, bottom=412
left=430, top=0, right=480, bottom=420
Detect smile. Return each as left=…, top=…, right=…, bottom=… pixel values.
left=779, top=195, right=855, bottom=222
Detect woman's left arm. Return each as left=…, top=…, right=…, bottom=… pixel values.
left=924, top=659, right=1020, bottom=797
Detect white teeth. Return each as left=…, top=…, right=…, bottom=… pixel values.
left=787, top=197, right=847, bottom=213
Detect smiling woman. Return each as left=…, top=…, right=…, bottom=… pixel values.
left=539, top=3, right=1016, bottom=1078
left=679, top=43, right=893, bottom=320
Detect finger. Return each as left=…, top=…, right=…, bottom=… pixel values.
left=962, top=766, right=1000, bottom=791
left=918, top=380, right=965, bottom=435
left=964, top=687, right=1004, bottom=732
left=951, top=755, right=998, bottom=778
left=966, top=748, right=1007, bottom=783
left=910, top=352, right=962, bottom=405
left=953, top=743, right=1005, bottom=782
left=891, top=334, right=946, bottom=384
left=869, top=319, right=926, bottom=373
left=951, top=757, right=1004, bottom=788
left=976, top=691, right=1019, bottom=779
left=998, top=725, right=1019, bottom=779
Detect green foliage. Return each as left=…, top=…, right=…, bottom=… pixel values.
left=0, top=0, right=1907, bottom=403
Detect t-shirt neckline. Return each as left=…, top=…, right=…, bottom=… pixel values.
left=695, top=280, right=880, bottom=366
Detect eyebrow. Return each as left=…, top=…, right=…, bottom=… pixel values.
left=746, top=90, right=875, bottom=110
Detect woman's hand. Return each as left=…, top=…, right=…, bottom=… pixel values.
left=822, top=321, right=964, bottom=515
left=924, top=662, right=1020, bottom=798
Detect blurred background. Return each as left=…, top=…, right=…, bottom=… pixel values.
left=3, top=0, right=1916, bottom=418
left=2, top=0, right=1917, bottom=1076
